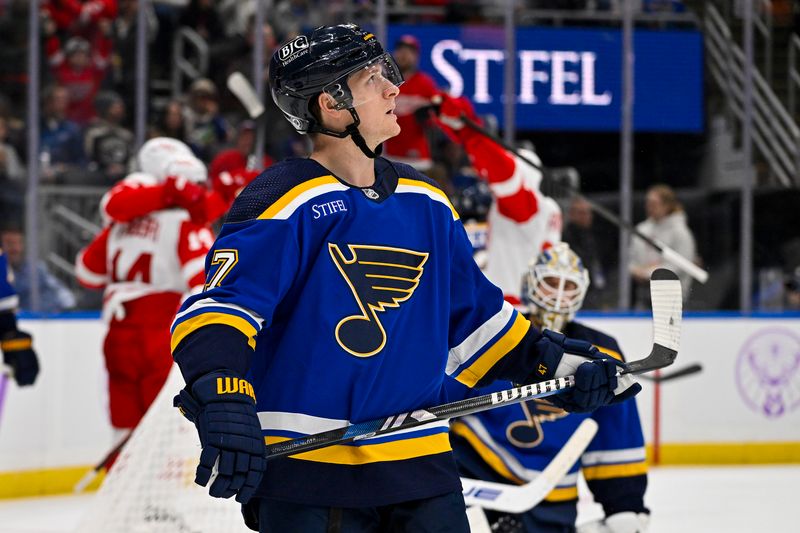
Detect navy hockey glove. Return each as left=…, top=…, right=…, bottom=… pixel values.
left=528, top=329, right=601, bottom=382
left=2, top=330, right=39, bottom=386
left=536, top=330, right=641, bottom=413
left=174, top=371, right=266, bottom=504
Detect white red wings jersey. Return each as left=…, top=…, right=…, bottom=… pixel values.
left=462, top=135, right=563, bottom=303
left=383, top=70, right=439, bottom=170
left=75, top=209, right=213, bottom=321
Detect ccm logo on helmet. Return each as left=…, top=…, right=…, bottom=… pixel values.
left=279, top=36, right=310, bottom=64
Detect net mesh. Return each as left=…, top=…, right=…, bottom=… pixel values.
left=74, top=365, right=251, bottom=533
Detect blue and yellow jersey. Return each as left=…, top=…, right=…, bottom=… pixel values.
left=171, top=157, right=548, bottom=507
left=447, top=321, right=647, bottom=516
left=0, top=249, right=18, bottom=313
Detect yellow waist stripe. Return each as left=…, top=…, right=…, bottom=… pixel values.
left=265, top=432, right=451, bottom=465
left=455, top=313, right=531, bottom=388
left=582, top=461, right=649, bottom=481
left=171, top=312, right=258, bottom=351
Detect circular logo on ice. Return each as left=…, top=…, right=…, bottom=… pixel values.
left=735, top=328, right=800, bottom=418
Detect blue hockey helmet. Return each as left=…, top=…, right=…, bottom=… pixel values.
left=269, top=24, right=403, bottom=138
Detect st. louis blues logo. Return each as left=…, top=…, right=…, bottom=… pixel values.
left=329, top=243, right=428, bottom=357
left=507, top=399, right=568, bottom=448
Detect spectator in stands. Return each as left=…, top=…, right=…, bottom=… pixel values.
left=383, top=35, right=440, bottom=171
left=0, top=115, right=25, bottom=221
left=109, top=0, right=159, bottom=114
left=629, top=184, right=697, bottom=308
left=218, top=15, right=276, bottom=98
left=179, top=0, right=225, bottom=43
left=183, top=78, right=231, bottom=162
left=40, top=85, right=86, bottom=183
left=42, top=0, right=118, bottom=39
left=45, top=31, right=113, bottom=126
left=0, top=116, right=24, bottom=183
left=209, top=120, right=271, bottom=210
left=269, top=0, right=326, bottom=40
left=84, top=91, right=135, bottom=184
left=562, top=196, right=606, bottom=309
left=786, top=267, right=800, bottom=310
left=0, top=0, right=30, bottom=107
left=225, top=19, right=304, bottom=160
left=0, top=226, right=77, bottom=313
left=152, top=99, right=189, bottom=142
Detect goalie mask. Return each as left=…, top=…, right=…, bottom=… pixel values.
left=521, top=242, right=590, bottom=333
left=270, top=24, right=404, bottom=158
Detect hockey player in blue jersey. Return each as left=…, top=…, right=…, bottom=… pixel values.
left=169, top=24, right=641, bottom=532
left=448, top=243, right=649, bottom=533
left=1, top=247, right=39, bottom=387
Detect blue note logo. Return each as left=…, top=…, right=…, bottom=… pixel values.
left=507, top=399, right=567, bottom=448
left=329, top=243, right=428, bottom=357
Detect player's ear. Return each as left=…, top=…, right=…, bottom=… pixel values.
left=317, top=93, right=342, bottom=124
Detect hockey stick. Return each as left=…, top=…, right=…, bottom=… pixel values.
left=462, top=418, right=598, bottom=513
left=226, top=72, right=264, bottom=120
left=73, top=429, right=132, bottom=493
left=264, top=269, right=681, bottom=461
left=454, top=114, right=708, bottom=285
left=640, top=362, right=702, bottom=383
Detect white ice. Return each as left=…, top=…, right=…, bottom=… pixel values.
left=0, top=465, right=797, bottom=532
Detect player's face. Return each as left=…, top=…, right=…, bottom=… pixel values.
left=539, top=276, right=580, bottom=310
left=348, top=63, right=401, bottom=144
left=646, top=191, right=668, bottom=220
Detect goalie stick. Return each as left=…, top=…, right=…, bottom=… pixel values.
left=73, top=430, right=132, bottom=493
left=462, top=418, right=598, bottom=513
left=640, top=363, right=702, bottom=384
left=451, top=111, right=708, bottom=285
left=264, top=268, right=681, bottom=461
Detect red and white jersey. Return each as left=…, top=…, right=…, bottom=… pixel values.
left=383, top=70, right=439, bottom=170
left=485, top=192, right=562, bottom=305
left=462, top=135, right=562, bottom=303
left=76, top=209, right=213, bottom=321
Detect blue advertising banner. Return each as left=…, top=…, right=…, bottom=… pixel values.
left=387, top=25, right=704, bottom=133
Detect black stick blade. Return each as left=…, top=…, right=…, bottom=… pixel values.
left=622, top=343, right=677, bottom=375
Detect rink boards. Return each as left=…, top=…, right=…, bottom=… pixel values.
left=0, top=313, right=798, bottom=497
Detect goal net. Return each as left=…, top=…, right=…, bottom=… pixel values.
left=75, top=364, right=252, bottom=533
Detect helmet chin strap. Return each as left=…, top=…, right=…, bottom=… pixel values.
left=314, top=108, right=382, bottom=159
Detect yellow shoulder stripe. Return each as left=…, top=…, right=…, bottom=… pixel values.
left=171, top=312, right=258, bottom=352
left=397, top=178, right=459, bottom=220
left=258, top=175, right=339, bottom=220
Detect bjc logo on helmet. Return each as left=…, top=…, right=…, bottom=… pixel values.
left=279, top=36, right=309, bottom=62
